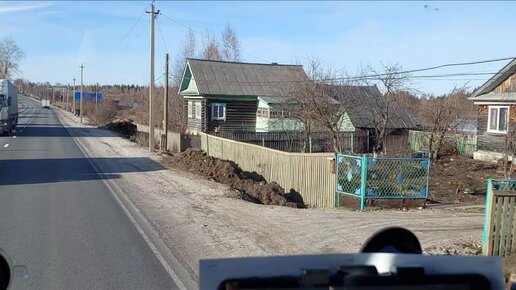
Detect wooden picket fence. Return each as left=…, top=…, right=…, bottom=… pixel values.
left=483, top=179, right=516, bottom=256
left=201, top=133, right=337, bottom=208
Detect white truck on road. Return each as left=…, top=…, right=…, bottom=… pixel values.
left=41, top=99, right=50, bottom=109
left=0, top=79, right=18, bottom=136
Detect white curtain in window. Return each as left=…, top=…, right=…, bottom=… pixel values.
left=195, top=102, right=202, bottom=120
left=499, top=107, right=508, bottom=131
left=489, top=108, right=497, bottom=130
left=187, top=101, right=193, bottom=118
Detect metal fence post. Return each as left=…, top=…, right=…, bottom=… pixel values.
left=360, top=154, right=368, bottom=211
left=482, top=178, right=492, bottom=254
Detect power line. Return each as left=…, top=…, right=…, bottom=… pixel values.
left=415, top=71, right=496, bottom=77
left=415, top=78, right=489, bottom=81
left=166, top=58, right=514, bottom=86
left=394, top=57, right=514, bottom=75
left=159, top=12, right=270, bottom=63
left=154, top=70, right=504, bottom=86
left=110, top=9, right=146, bottom=54
left=156, top=17, right=169, bottom=54
left=120, top=17, right=149, bottom=52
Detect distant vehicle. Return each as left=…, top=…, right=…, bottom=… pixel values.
left=0, top=80, right=18, bottom=136
left=41, top=99, right=50, bottom=109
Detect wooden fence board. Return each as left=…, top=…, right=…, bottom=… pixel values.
left=505, top=196, right=516, bottom=256
left=512, top=196, right=516, bottom=253
left=493, top=196, right=503, bottom=255
left=485, top=186, right=516, bottom=256
left=499, top=196, right=509, bottom=256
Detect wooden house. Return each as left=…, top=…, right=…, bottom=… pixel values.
left=178, top=58, right=308, bottom=133
left=469, top=59, right=516, bottom=162
left=330, top=85, right=422, bottom=153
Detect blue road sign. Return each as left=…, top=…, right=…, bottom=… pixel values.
left=74, top=92, right=103, bottom=103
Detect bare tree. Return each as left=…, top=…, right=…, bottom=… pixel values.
left=220, top=25, right=240, bottom=62
left=419, top=86, right=473, bottom=162
left=285, top=59, right=356, bottom=152
left=0, top=37, right=25, bottom=79
left=364, top=63, right=410, bottom=154
left=172, top=30, right=196, bottom=87
left=200, top=31, right=221, bottom=61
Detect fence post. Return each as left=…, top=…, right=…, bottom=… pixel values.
left=360, top=154, right=368, bottom=211
left=309, top=136, right=312, bottom=153
left=335, top=154, right=340, bottom=207
left=482, top=178, right=493, bottom=255
left=351, top=132, right=355, bottom=153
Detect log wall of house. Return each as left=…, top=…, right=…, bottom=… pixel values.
left=185, top=98, right=206, bottom=133
left=206, top=98, right=258, bottom=132
left=476, top=105, right=516, bottom=153
left=495, top=73, right=516, bottom=93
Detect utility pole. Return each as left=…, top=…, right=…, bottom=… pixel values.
left=52, top=88, right=55, bottom=104
left=72, top=78, right=76, bottom=114
left=146, top=2, right=159, bottom=152
left=161, top=53, right=169, bottom=152
left=80, top=64, right=85, bottom=124
left=66, top=85, right=69, bottom=111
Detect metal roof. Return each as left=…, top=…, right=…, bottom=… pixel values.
left=258, top=96, right=288, bottom=104
left=185, top=58, right=308, bottom=97
left=469, top=92, right=516, bottom=102
left=331, top=85, right=422, bottom=129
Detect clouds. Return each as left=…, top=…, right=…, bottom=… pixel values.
left=0, top=2, right=49, bottom=15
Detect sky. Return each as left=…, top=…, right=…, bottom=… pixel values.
left=1, top=1, right=516, bottom=95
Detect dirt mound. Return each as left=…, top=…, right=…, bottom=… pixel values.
left=429, top=156, right=503, bottom=204
left=102, top=119, right=137, bottom=139
left=169, top=149, right=303, bottom=208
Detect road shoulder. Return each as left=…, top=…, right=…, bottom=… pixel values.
left=53, top=107, right=485, bottom=285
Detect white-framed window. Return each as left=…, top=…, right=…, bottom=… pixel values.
left=488, top=106, right=509, bottom=134
left=257, top=107, right=270, bottom=118
left=211, top=103, right=226, bottom=121
left=195, top=102, right=202, bottom=120
left=187, top=101, right=193, bottom=118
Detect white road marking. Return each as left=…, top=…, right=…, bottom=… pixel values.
left=54, top=111, right=188, bottom=290
left=4, top=144, right=9, bottom=148
left=12, top=136, right=16, bottom=139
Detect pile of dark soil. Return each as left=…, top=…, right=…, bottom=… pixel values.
left=167, top=149, right=304, bottom=208
left=429, top=156, right=503, bottom=204
left=101, top=119, right=137, bottom=139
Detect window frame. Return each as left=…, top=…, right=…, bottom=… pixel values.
left=195, top=102, right=202, bottom=120
left=211, top=103, right=226, bottom=121
left=257, top=107, right=270, bottom=118
left=487, top=105, right=510, bottom=134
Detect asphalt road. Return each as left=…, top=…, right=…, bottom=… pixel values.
left=0, top=96, right=178, bottom=289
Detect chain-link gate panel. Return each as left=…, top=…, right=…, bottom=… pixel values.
left=366, top=157, right=429, bottom=198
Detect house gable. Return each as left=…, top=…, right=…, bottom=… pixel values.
left=179, top=64, right=199, bottom=96
left=495, top=73, right=516, bottom=93
left=339, top=112, right=355, bottom=131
